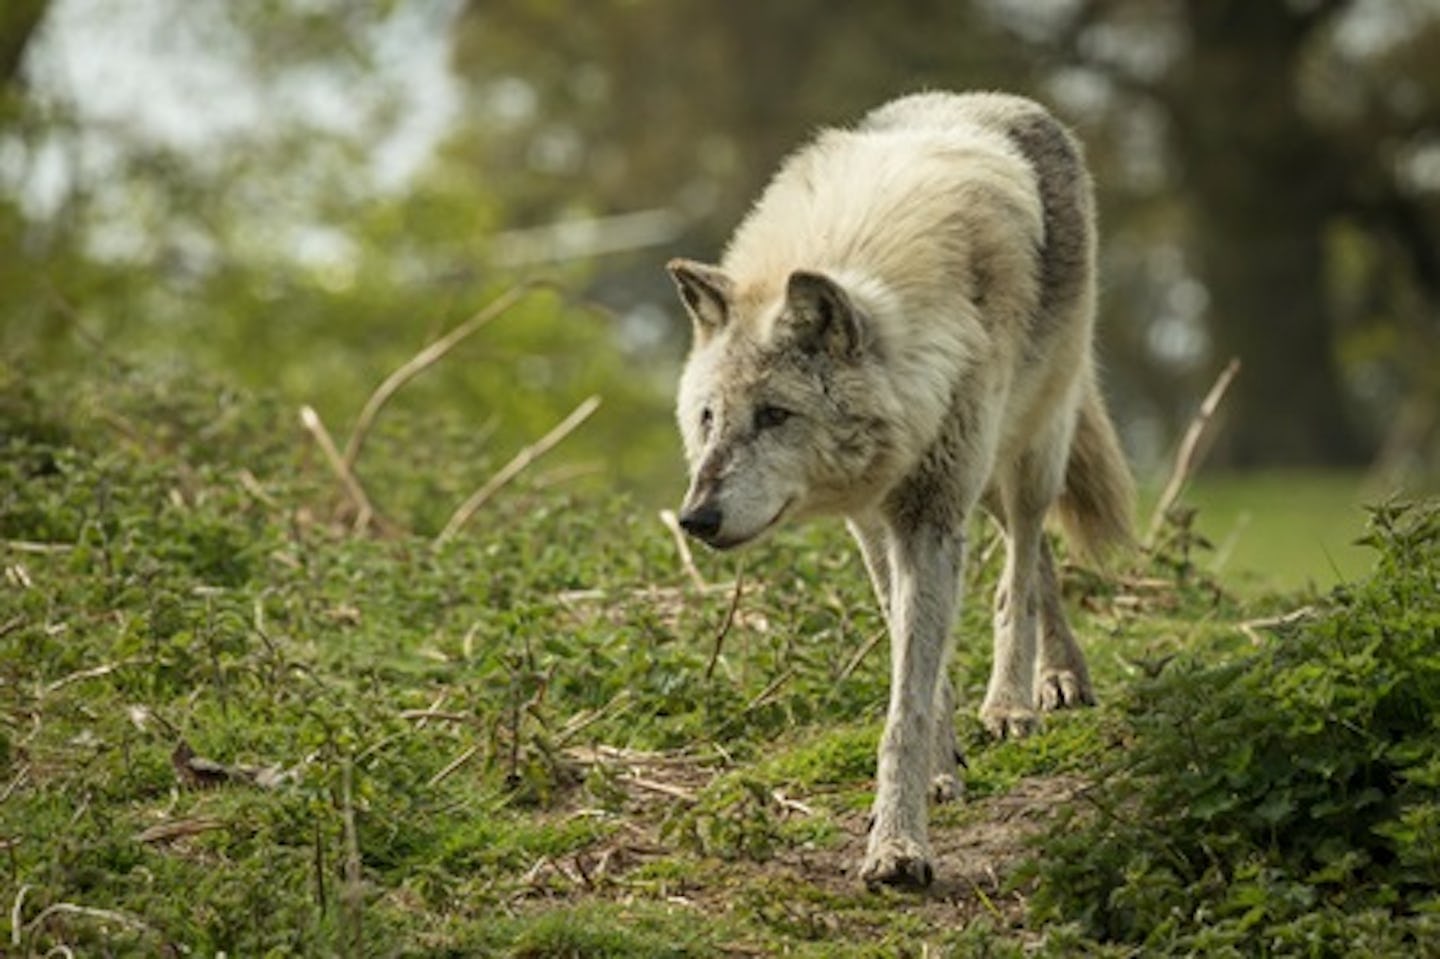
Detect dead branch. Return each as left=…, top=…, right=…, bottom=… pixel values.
left=1238, top=605, right=1317, bottom=645
left=659, top=509, right=708, bottom=591
left=621, top=773, right=697, bottom=803
left=134, top=817, right=225, bottom=844
left=1145, top=358, right=1241, bottom=547
left=705, top=570, right=745, bottom=680
left=743, top=668, right=796, bottom=714
left=23, top=902, right=153, bottom=943
left=341, top=758, right=363, bottom=959
left=2, top=540, right=73, bottom=554
left=300, top=405, right=380, bottom=534
left=434, top=395, right=601, bottom=546
left=425, top=743, right=481, bottom=789
left=837, top=629, right=887, bottom=684
left=42, top=658, right=143, bottom=696
left=341, top=281, right=563, bottom=473
left=10, top=884, right=29, bottom=950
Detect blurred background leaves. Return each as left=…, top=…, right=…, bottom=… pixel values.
left=2, top=0, right=1439, bottom=500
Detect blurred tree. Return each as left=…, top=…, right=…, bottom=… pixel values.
left=998, top=0, right=1440, bottom=469
left=5, top=0, right=1439, bottom=489
left=451, top=0, right=1028, bottom=301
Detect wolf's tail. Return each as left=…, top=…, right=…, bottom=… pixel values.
left=1056, top=375, right=1135, bottom=563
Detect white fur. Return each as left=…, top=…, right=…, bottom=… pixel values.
left=669, top=91, right=1133, bottom=889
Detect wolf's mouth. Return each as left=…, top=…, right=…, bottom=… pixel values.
left=707, top=498, right=794, bottom=551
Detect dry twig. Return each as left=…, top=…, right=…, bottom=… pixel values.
left=435, top=395, right=601, bottom=545
left=341, top=281, right=562, bottom=472
left=300, top=405, right=380, bottom=534
left=837, top=629, right=887, bottom=684
left=23, top=902, right=153, bottom=943
left=341, top=758, right=363, bottom=958
left=426, top=744, right=481, bottom=789
left=621, top=774, right=697, bottom=803
left=42, top=658, right=143, bottom=696
left=705, top=570, right=745, bottom=681
left=1238, top=605, right=1317, bottom=645
left=1145, top=358, right=1241, bottom=547
left=659, top=509, right=707, bottom=591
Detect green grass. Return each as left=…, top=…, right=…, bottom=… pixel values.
left=1177, top=469, right=1377, bottom=593
left=2, top=365, right=1437, bottom=956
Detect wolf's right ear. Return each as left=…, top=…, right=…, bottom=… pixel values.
left=667, top=259, right=733, bottom=338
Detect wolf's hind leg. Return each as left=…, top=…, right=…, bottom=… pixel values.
left=981, top=434, right=1070, bottom=739
left=930, top=675, right=963, bottom=803
left=980, top=522, right=1042, bottom=740
left=1035, top=536, right=1095, bottom=710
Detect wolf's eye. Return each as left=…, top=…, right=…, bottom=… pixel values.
left=699, top=407, right=713, bottom=433
left=753, top=405, right=793, bottom=431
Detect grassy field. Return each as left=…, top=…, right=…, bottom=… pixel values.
left=2, top=368, right=1438, bottom=956
left=1175, top=469, right=1377, bottom=594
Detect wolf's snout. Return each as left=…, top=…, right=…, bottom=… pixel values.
left=678, top=504, right=723, bottom=542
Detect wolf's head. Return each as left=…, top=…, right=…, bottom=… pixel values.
left=667, top=259, right=902, bottom=550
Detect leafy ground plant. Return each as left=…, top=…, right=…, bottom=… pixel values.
left=1, top=364, right=1436, bottom=956
left=1032, top=500, right=1440, bottom=954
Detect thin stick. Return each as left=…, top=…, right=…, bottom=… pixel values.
left=434, top=396, right=601, bottom=546
left=743, top=668, right=796, bottom=714
left=300, top=405, right=378, bottom=534
left=42, top=658, right=142, bottom=696
left=1145, top=358, right=1241, bottom=547
left=659, top=509, right=707, bottom=591
left=342, top=281, right=561, bottom=472
left=704, top=570, right=744, bottom=681
left=10, top=884, right=29, bottom=948
left=836, top=629, right=887, bottom=684
left=622, top=774, right=697, bottom=803
left=426, top=744, right=481, bottom=788
left=340, top=758, right=363, bottom=958
left=25, top=902, right=152, bottom=939
left=1238, top=605, right=1316, bottom=645
left=2, top=540, right=73, bottom=554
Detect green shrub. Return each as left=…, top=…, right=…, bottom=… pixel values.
left=1032, top=501, right=1440, bottom=954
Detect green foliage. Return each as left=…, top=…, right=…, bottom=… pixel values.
left=1031, top=500, right=1440, bottom=953
left=4, top=367, right=1438, bottom=955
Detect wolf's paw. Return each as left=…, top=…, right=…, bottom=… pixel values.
left=930, top=772, right=963, bottom=804
left=1037, top=668, right=1095, bottom=711
left=980, top=703, right=1040, bottom=740
left=860, top=835, right=934, bottom=890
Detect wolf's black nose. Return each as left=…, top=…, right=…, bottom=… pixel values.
left=678, top=505, right=723, bottom=541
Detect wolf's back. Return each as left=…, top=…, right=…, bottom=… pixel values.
left=870, top=94, right=1133, bottom=560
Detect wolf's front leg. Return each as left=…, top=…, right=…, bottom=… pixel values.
left=850, top=514, right=964, bottom=806
left=861, top=520, right=965, bottom=889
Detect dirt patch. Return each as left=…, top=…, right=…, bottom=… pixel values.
left=769, top=775, right=1083, bottom=928
left=515, top=749, right=1081, bottom=942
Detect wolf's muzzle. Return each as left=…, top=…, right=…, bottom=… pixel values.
left=677, top=504, right=724, bottom=543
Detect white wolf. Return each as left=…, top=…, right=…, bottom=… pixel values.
left=667, top=91, right=1133, bottom=889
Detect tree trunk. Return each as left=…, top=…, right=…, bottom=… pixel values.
left=1170, top=0, right=1368, bottom=465
left=0, top=0, right=48, bottom=90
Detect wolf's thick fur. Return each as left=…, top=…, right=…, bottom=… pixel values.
left=667, top=92, right=1133, bottom=889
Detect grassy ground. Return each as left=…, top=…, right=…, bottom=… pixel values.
left=2, top=367, right=1437, bottom=956
left=1176, top=469, right=1376, bottom=594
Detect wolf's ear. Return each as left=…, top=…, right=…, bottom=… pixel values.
left=667, top=259, right=733, bottom=338
left=784, top=270, right=867, bottom=360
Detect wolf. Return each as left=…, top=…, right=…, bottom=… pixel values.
left=666, top=91, right=1133, bottom=889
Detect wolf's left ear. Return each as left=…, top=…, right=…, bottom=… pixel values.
left=668, top=259, right=733, bottom=338
left=784, top=270, right=867, bottom=360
